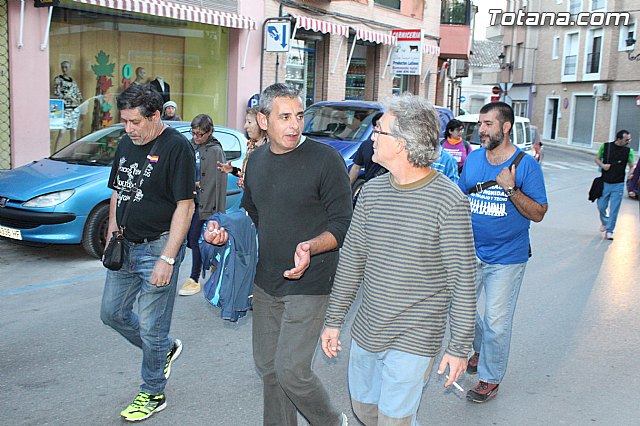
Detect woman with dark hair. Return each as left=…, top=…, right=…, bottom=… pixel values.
left=441, top=118, right=472, bottom=173
left=179, top=114, right=228, bottom=296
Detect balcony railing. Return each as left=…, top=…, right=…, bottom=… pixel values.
left=564, top=55, right=577, bottom=75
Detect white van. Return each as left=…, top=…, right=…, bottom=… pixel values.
left=455, top=114, right=533, bottom=154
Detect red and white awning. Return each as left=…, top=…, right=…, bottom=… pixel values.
left=71, top=0, right=257, bottom=30
left=422, top=44, right=440, bottom=55
left=294, top=15, right=349, bottom=37
left=355, top=28, right=396, bottom=46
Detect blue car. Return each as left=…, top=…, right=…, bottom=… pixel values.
left=303, top=100, right=454, bottom=192
left=0, top=122, right=246, bottom=258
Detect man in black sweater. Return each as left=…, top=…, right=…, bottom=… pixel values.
left=204, top=83, right=352, bottom=425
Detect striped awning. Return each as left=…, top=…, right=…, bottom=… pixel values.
left=71, top=0, right=257, bottom=30
left=422, top=44, right=440, bottom=55
left=355, top=28, right=396, bottom=46
left=294, top=15, right=349, bottom=37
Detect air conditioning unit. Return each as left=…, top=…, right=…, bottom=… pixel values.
left=593, top=83, right=608, bottom=97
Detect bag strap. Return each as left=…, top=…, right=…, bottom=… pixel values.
left=468, top=151, right=526, bottom=194
left=116, top=141, right=161, bottom=230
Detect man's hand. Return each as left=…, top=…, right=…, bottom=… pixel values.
left=437, top=354, right=468, bottom=389
left=283, top=241, right=311, bottom=279
left=321, top=327, right=342, bottom=358
left=601, top=163, right=611, bottom=171
left=150, top=260, right=173, bottom=287
left=496, top=164, right=517, bottom=191
left=203, top=220, right=229, bottom=246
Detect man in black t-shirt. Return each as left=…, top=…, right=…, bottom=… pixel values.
left=100, top=84, right=195, bottom=422
left=204, top=84, right=352, bottom=426
left=594, top=129, right=634, bottom=240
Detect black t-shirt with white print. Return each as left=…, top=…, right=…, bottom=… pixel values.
left=108, top=126, right=196, bottom=242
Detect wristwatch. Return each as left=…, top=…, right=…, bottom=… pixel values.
left=160, top=255, right=175, bottom=265
left=505, top=187, right=519, bottom=197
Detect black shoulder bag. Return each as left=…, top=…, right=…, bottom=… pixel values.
left=468, top=151, right=526, bottom=194
left=102, top=143, right=159, bottom=270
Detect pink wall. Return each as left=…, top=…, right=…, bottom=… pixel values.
left=226, top=0, right=264, bottom=132
left=439, top=25, right=471, bottom=60
left=8, top=2, right=51, bottom=167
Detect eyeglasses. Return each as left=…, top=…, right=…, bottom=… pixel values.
left=191, top=130, right=208, bottom=138
left=372, top=125, right=394, bottom=137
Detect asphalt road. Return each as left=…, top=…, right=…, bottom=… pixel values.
left=1, top=145, right=639, bottom=425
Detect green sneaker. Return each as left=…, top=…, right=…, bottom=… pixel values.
left=120, top=392, right=166, bottom=422
left=164, top=339, right=182, bottom=379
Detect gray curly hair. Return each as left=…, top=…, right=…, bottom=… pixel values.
left=381, top=93, right=440, bottom=168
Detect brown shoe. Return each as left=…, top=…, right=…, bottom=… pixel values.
left=466, top=381, right=499, bottom=403
left=467, top=352, right=479, bottom=374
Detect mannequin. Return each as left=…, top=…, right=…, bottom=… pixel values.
left=150, top=75, right=171, bottom=103
left=133, top=67, right=147, bottom=85
left=53, top=61, right=82, bottom=151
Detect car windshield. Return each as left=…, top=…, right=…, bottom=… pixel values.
left=303, top=106, right=380, bottom=142
left=51, top=127, right=127, bottom=166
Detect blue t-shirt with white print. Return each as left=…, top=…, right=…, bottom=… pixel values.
left=458, top=147, right=547, bottom=264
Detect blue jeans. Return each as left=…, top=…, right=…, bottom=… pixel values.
left=251, top=285, right=341, bottom=426
left=473, top=259, right=527, bottom=384
left=348, top=339, right=434, bottom=426
left=100, top=233, right=186, bottom=395
left=597, top=182, right=624, bottom=233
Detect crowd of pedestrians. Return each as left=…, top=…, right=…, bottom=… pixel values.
left=99, top=83, right=555, bottom=424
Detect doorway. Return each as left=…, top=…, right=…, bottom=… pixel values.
left=544, top=97, right=559, bottom=140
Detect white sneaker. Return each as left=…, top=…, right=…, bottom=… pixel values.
left=178, top=278, right=201, bottom=296
left=605, top=232, right=614, bottom=240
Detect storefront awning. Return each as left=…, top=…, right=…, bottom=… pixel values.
left=355, top=28, right=397, bottom=46
left=422, top=44, right=440, bottom=55
left=71, top=0, right=257, bottom=30
left=294, top=15, right=349, bottom=37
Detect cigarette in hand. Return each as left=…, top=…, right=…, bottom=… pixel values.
left=446, top=375, right=464, bottom=392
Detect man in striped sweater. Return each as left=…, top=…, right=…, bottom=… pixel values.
left=321, top=94, right=477, bottom=425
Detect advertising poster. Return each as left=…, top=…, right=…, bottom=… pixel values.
left=50, top=99, right=65, bottom=130
left=391, top=29, right=423, bottom=75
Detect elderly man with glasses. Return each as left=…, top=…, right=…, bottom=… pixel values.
left=322, top=93, right=476, bottom=425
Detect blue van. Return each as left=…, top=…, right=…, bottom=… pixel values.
left=303, top=100, right=454, bottom=191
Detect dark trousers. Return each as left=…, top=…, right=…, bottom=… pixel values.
left=252, top=285, right=341, bottom=426
left=187, top=206, right=205, bottom=281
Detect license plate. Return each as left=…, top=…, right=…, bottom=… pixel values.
left=0, top=225, right=22, bottom=240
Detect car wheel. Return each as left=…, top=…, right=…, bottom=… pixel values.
left=352, top=178, right=365, bottom=207
left=82, top=203, right=110, bottom=259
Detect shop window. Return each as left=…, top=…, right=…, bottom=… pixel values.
left=49, top=7, right=229, bottom=146
left=346, top=58, right=367, bottom=101
left=392, top=75, right=410, bottom=96
left=285, top=40, right=316, bottom=108
left=441, top=0, right=471, bottom=25
left=374, top=0, right=401, bottom=11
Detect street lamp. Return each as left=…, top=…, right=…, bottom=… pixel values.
left=498, top=52, right=513, bottom=104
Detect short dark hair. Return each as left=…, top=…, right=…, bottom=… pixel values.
left=445, top=119, right=464, bottom=138
left=116, top=84, right=163, bottom=118
left=480, top=101, right=514, bottom=129
left=616, top=129, right=630, bottom=140
left=191, top=114, right=214, bottom=133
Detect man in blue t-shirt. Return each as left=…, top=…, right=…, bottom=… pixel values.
left=458, top=102, right=548, bottom=403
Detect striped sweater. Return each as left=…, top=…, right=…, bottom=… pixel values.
left=324, top=170, right=477, bottom=358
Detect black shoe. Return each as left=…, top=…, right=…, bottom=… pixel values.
left=467, top=352, right=479, bottom=374
left=466, top=381, right=499, bottom=403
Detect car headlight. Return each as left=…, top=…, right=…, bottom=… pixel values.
left=23, top=189, right=75, bottom=207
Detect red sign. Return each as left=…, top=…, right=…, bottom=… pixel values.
left=492, top=86, right=501, bottom=95
left=491, top=96, right=500, bottom=102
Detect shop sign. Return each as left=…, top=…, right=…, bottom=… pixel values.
left=49, top=99, right=64, bottom=130
left=391, top=29, right=423, bottom=76
left=34, top=0, right=59, bottom=7
left=266, top=21, right=291, bottom=52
